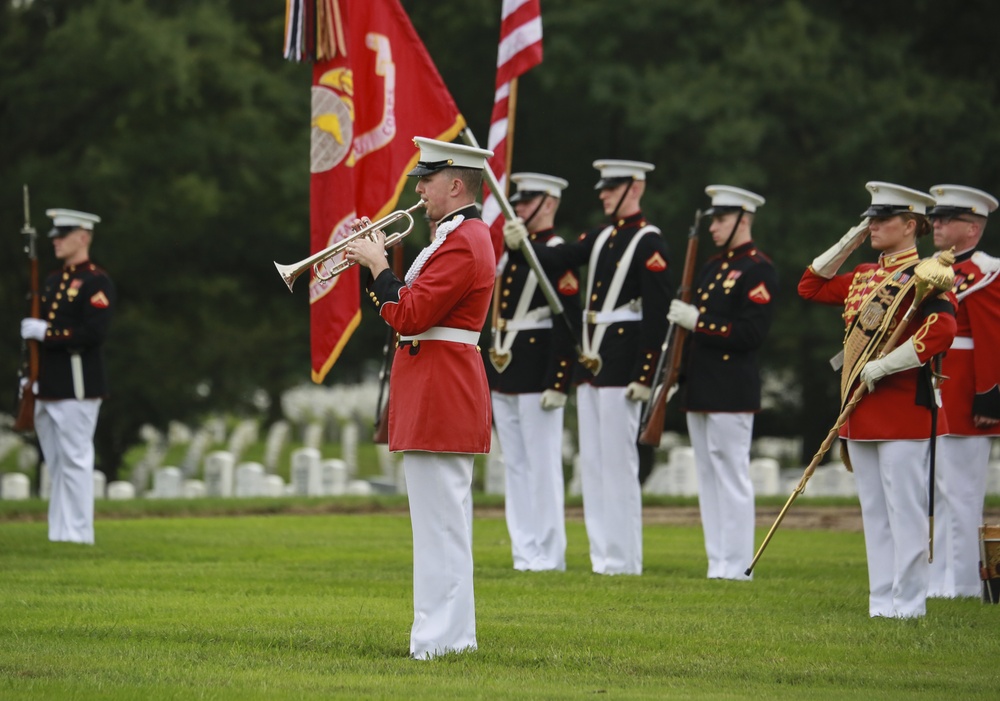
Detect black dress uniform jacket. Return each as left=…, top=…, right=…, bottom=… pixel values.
left=485, top=228, right=582, bottom=394
left=680, top=241, right=777, bottom=412
left=36, top=260, right=115, bottom=400
left=534, top=212, right=673, bottom=388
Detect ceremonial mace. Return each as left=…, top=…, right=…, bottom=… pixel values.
left=745, top=250, right=956, bottom=576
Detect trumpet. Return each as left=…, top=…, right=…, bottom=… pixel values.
left=274, top=200, right=426, bottom=292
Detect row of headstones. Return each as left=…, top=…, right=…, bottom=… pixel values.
left=0, top=445, right=403, bottom=501
left=481, top=431, right=1000, bottom=498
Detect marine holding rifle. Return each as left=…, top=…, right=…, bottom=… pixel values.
left=667, top=185, right=778, bottom=581
left=798, top=182, right=957, bottom=618
left=487, top=172, right=580, bottom=572
left=20, top=208, right=115, bottom=545
left=505, top=159, right=673, bottom=576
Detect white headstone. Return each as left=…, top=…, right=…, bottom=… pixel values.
left=346, top=479, right=374, bottom=496
left=985, top=461, right=1000, bottom=496
left=668, top=446, right=699, bottom=497
left=567, top=454, right=583, bottom=497
left=263, top=420, right=290, bottom=473
left=204, top=451, right=235, bottom=497
left=291, top=447, right=322, bottom=496
left=303, top=423, right=324, bottom=451
left=39, top=462, right=50, bottom=500
left=1, top=472, right=30, bottom=500
left=18, top=443, right=39, bottom=473
left=320, top=459, right=349, bottom=496
left=93, top=470, right=107, bottom=500
left=484, top=428, right=505, bottom=495
left=262, top=474, right=285, bottom=497
left=235, top=462, right=265, bottom=497
left=107, top=480, right=136, bottom=500
left=183, top=479, right=207, bottom=499
left=749, top=457, right=781, bottom=496
left=153, top=466, right=184, bottom=499
left=341, top=421, right=359, bottom=476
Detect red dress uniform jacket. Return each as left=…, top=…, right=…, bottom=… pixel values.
left=940, top=249, right=1000, bottom=436
left=798, top=247, right=957, bottom=440
left=369, top=206, right=495, bottom=453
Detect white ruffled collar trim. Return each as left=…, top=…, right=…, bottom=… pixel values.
left=404, top=214, right=465, bottom=285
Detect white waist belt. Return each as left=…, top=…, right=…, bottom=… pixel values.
left=585, top=308, right=643, bottom=325
left=950, top=336, right=974, bottom=350
left=500, top=318, right=553, bottom=332
left=400, top=326, right=480, bottom=345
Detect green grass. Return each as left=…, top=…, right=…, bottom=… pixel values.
left=1, top=508, right=998, bottom=700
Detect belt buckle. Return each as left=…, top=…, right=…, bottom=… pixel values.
left=586, top=310, right=598, bottom=325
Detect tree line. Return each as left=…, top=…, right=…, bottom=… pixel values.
left=2, top=0, right=998, bottom=475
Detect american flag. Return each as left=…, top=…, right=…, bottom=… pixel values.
left=482, top=0, right=543, bottom=246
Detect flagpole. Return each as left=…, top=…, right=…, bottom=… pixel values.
left=504, top=77, right=519, bottom=197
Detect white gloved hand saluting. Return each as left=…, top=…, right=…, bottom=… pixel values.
left=540, top=389, right=568, bottom=410
left=667, top=299, right=699, bottom=331
left=503, top=218, right=529, bottom=251
left=625, top=382, right=651, bottom=403
left=859, top=338, right=922, bottom=393
left=811, top=217, right=871, bottom=279
left=21, top=318, right=48, bottom=341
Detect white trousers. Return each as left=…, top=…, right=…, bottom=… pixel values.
left=686, top=412, right=755, bottom=580
left=848, top=440, right=930, bottom=618
left=492, top=392, right=567, bottom=571
left=35, top=398, right=102, bottom=545
left=576, top=384, right=642, bottom=575
left=403, top=452, right=476, bottom=659
left=929, top=435, right=990, bottom=598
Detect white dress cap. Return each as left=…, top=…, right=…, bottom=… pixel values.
left=927, top=184, right=998, bottom=217
left=509, top=172, right=569, bottom=203
left=592, top=159, right=654, bottom=189
left=408, top=137, right=494, bottom=176
left=704, top=185, right=765, bottom=214
left=46, top=208, right=101, bottom=230
left=863, top=181, right=936, bottom=217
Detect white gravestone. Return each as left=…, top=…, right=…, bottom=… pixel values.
left=291, top=448, right=322, bottom=496
left=263, top=420, right=290, bottom=473
left=749, top=457, right=781, bottom=497
left=153, top=466, right=183, bottom=499
left=106, top=480, right=136, bottom=500
left=303, top=423, right=324, bottom=451
left=320, top=459, right=349, bottom=496
left=1, top=473, right=30, bottom=500
left=183, top=479, right=206, bottom=499
left=93, top=470, right=107, bottom=500
left=484, top=428, right=505, bottom=495
left=235, top=462, right=265, bottom=497
left=262, top=474, right=285, bottom=497
left=203, top=451, right=235, bottom=497
left=668, top=446, right=699, bottom=497
left=341, top=421, right=359, bottom=477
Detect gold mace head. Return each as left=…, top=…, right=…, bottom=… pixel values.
left=914, top=247, right=956, bottom=294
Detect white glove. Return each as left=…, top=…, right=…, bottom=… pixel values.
left=859, top=339, right=921, bottom=393
left=667, top=299, right=699, bottom=331
left=503, top=218, right=529, bottom=251
left=811, top=218, right=870, bottom=278
left=540, top=389, right=568, bottom=410
left=21, top=318, right=48, bottom=341
left=625, top=382, right=652, bottom=403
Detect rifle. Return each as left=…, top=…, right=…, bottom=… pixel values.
left=13, top=185, right=39, bottom=434
left=460, top=128, right=583, bottom=359
left=638, top=209, right=702, bottom=447
left=373, top=233, right=407, bottom=444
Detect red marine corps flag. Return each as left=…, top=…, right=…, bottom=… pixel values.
left=284, top=0, right=465, bottom=382
left=482, top=0, right=543, bottom=250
